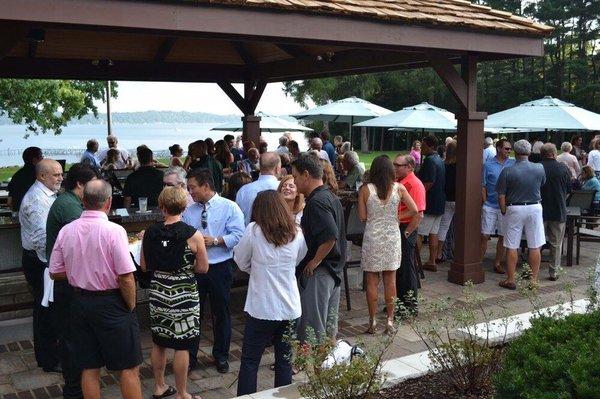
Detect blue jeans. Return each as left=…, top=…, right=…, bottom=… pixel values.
left=189, top=259, right=233, bottom=363
left=237, top=315, right=298, bottom=396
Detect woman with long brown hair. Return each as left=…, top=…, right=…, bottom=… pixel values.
left=277, top=175, right=305, bottom=225
left=234, top=190, right=307, bottom=396
left=358, top=155, right=417, bottom=334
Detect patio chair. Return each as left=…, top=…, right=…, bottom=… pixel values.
left=575, top=216, right=600, bottom=265
left=341, top=201, right=365, bottom=311
left=567, top=190, right=596, bottom=215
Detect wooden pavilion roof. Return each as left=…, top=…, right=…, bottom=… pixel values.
left=185, top=0, right=552, bottom=36
left=0, top=0, right=551, bottom=83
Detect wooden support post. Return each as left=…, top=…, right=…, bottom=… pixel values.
left=217, top=79, right=266, bottom=146
left=429, top=53, right=486, bottom=285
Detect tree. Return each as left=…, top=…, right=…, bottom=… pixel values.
left=0, top=79, right=117, bottom=137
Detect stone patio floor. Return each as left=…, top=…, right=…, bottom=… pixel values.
left=1, top=240, right=598, bottom=399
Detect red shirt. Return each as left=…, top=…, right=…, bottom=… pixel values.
left=398, top=171, right=426, bottom=224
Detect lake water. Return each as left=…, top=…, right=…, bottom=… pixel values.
left=0, top=123, right=309, bottom=167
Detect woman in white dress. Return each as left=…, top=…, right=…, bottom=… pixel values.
left=358, top=155, right=417, bottom=334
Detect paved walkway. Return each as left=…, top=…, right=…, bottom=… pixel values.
left=1, top=241, right=598, bottom=399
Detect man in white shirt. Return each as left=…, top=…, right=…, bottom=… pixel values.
left=97, top=135, right=130, bottom=169
left=483, top=137, right=496, bottom=163
left=19, top=158, right=63, bottom=373
left=310, top=137, right=331, bottom=163
left=236, top=152, right=281, bottom=225
left=275, top=136, right=291, bottom=155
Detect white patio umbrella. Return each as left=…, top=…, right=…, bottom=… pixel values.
left=291, top=96, right=392, bottom=143
left=354, top=102, right=456, bottom=132
left=486, top=96, right=600, bottom=131
left=211, top=112, right=313, bottom=133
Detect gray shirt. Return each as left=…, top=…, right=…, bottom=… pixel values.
left=496, top=159, right=546, bottom=205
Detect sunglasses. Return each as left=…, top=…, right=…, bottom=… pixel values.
left=201, top=209, right=207, bottom=229
left=503, top=147, right=512, bottom=151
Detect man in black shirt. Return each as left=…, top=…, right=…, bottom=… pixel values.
left=123, top=146, right=164, bottom=208
left=292, top=155, right=345, bottom=342
left=7, top=147, right=43, bottom=211
left=188, top=140, right=224, bottom=193
left=540, top=143, right=571, bottom=281
left=417, top=135, right=445, bottom=271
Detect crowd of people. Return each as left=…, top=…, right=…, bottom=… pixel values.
left=4, top=129, right=600, bottom=399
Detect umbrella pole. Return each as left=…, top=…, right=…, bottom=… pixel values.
left=349, top=116, right=353, bottom=149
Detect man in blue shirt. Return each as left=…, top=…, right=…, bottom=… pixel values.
left=183, top=168, right=245, bottom=373
left=321, top=131, right=337, bottom=165
left=236, top=152, right=281, bottom=225
left=80, top=139, right=101, bottom=171
left=480, top=138, right=515, bottom=274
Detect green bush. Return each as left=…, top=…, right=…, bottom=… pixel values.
left=495, top=310, right=600, bottom=399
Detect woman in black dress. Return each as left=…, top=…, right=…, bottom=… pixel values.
left=141, top=186, right=209, bottom=399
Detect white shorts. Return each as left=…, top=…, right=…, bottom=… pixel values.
left=418, top=214, right=443, bottom=236
left=503, top=204, right=546, bottom=250
left=438, top=201, right=456, bottom=242
left=481, top=205, right=505, bottom=236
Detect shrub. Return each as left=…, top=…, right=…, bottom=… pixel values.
left=494, top=310, right=600, bottom=399
left=399, top=283, right=514, bottom=395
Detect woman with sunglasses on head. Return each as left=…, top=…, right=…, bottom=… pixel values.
left=234, top=190, right=307, bottom=396
left=140, top=186, right=209, bottom=399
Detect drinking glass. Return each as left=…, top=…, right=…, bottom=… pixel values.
left=138, top=197, right=148, bottom=213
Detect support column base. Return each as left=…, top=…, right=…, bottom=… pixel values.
left=448, top=261, right=485, bottom=285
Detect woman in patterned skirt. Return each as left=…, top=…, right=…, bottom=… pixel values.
left=141, top=186, right=209, bottom=399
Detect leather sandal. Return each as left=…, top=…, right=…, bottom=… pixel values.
left=498, top=280, right=516, bottom=290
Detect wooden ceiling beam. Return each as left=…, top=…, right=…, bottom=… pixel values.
left=0, top=57, right=246, bottom=82
left=232, top=41, right=254, bottom=65
left=217, top=81, right=248, bottom=114
left=274, top=43, right=308, bottom=58
left=0, top=25, right=27, bottom=60
left=154, top=37, right=176, bottom=62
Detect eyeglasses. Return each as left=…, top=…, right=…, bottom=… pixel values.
left=201, top=209, right=207, bottom=229
left=503, top=147, right=512, bottom=151
left=393, top=163, right=408, bottom=168
left=163, top=182, right=177, bottom=187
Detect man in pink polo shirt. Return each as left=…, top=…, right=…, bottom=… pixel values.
left=394, top=154, right=425, bottom=315
left=49, top=179, right=142, bottom=399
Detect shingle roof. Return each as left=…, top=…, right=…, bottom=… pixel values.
left=182, top=0, right=552, bottom=36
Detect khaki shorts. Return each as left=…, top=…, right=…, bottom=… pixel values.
left=418, top=214, right=443, bottom=236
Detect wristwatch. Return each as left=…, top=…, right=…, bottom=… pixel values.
left=212, top=237, right=219, bottom=247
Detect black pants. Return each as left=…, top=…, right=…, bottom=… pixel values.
left=189, top=259, right=233, bottom=363
left=237, top=316, right=297, bottom=396
left=52, top=282, right=82, bottom=399
left=22, top=249, right=59, bottom=369
left=396, top=225, right=419, bottom=313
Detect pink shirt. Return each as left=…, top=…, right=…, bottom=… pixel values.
left=49, top=210, right=136, bottom=291
left=410, top=149, right=421, bottom=165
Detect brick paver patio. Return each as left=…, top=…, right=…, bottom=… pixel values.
left=1, top=241, right=597, bottom=399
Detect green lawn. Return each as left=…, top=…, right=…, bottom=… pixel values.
left=358, top=151, right=406, bottom=169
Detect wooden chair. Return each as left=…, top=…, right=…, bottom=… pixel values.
left=341, top=201, right=365, bottom=311
left=575, top=216, right=600, bottom=265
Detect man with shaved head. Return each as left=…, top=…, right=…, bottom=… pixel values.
left=236, top=152, right=281, bottom=225
left=19, top=158, right=63, bottom=373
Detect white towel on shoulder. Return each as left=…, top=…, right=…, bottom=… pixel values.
left=41, top=268, right=54, bottom=307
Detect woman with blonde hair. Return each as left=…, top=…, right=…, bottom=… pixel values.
left=141, top=186, right=209, bottom=399
left=277, top=175, right=305, bottom=225
left=410, top=140, right=422, bottom=166
left=321, top=159, right=338, bottom=194
left=234, top=190, right=307, bottom=395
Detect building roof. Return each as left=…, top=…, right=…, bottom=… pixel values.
left=184, top=0, right=552, bottom=36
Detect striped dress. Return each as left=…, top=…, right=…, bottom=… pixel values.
left=145, top=222, right=200, bottom=350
